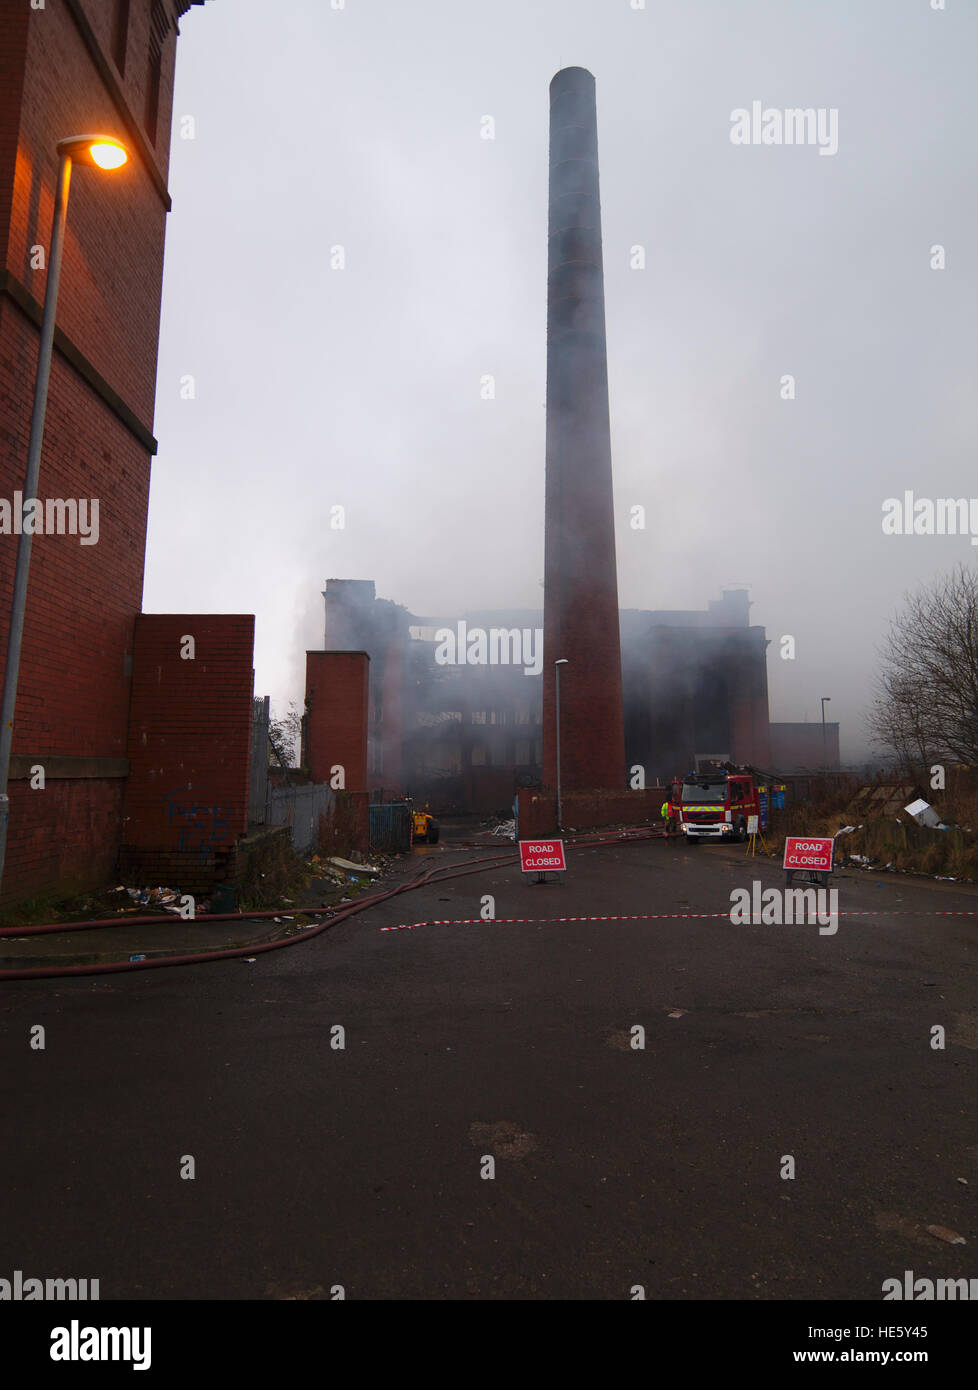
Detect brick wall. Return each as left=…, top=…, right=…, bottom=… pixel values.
left=2, top=775, right=125, bottom=906
left=119, top=614, right=255, bottom=891
left=0, top=2, right=29, bottom=274
left=0, top=301, right=148, bottom=904
left=463, top=766, right=515, bottom=815
left=5, top=0, right=183, bottom=424
left=517, top=786, right=668, bottom=838
left=0, top=306, right=149, bottom=757
left=305, top=651, right=369, bottom=792
left=0, top=0, right=203, bottom=906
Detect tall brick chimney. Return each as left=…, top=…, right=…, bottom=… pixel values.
left=542, top=68, right=625, bottom=796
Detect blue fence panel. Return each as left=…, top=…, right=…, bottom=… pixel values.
left=369, top=803, right=413, bottom=853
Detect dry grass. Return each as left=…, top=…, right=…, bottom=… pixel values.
left=317, top=792, right=365, bottom=861
left=237, top=829, right=310, bottom=909
left=766, top=774, right=978, bottom=880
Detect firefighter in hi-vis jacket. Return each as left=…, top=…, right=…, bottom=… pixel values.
left=661, top=793, right=680, bottom=838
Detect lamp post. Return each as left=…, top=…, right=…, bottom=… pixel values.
left=555, top=658, right=568, bottom=832
left=0, top=135, right=128, bottom=892
left=821, top=696, right=831, bottom=775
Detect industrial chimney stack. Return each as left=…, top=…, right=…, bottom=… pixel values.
left=542, top=67, right=626, bottom=800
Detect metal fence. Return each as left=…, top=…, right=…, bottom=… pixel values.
left=267, top=783, right=334, bottom=854
left=250, top=695, right=270, bottom=825
left=369, top=803, right=413, bottom=853
left=249, top=694, right=336, bottom=852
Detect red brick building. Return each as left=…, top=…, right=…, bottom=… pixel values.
left=621, top=589, right=773, bottom=783
left=0, top=0, right=208, bottom=904
left=119, top=613, right=256, bottom=894
left=304, top=650, right=370, bottom=793
left=320, top=579, right=783, bottom=816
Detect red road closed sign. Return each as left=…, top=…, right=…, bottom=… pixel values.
left=519, top=839, right=566, bottom=872
left=783, top=836, right=834, bottom=873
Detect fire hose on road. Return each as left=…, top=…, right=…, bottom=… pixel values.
left=0, top=824, right=662, bottom=981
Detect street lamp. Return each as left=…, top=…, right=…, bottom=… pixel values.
left=0, top=135, right=128, bottom=891
left=555, top=659, right=568, bottom=832
left=821, top=697, right=831, bottom=774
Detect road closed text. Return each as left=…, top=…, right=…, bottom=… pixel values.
left=518, top=840, right=566, bottom=872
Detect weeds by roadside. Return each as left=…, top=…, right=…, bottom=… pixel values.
left=766, top=773, right=978, bottom=881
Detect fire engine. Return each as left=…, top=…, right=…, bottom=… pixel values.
left=672, top=763, right=761, bottom=843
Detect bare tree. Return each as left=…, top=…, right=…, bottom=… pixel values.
left=870, top=564, right=978, bottom=772
left=269, top=700, right=304, bottom=768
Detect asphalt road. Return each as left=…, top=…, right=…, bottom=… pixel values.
left=1, top=835, right=975, bottom=1300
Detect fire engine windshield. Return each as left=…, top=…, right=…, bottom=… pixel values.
left=681, top=780, right=727, bottom=804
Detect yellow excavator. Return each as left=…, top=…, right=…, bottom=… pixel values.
left=411, top=803, right=440, bottom=844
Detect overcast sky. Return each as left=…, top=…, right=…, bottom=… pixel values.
left=142, top=0, right=978, bottom=762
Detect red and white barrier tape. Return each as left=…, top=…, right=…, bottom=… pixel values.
left=380, top=908, right=978, bottom=933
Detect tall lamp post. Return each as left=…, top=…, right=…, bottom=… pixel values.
left=554, top=658, right=568, bottom=832
left=821, top=696, right=831, bottom=775
left=0, top=135, right=128, bottom=892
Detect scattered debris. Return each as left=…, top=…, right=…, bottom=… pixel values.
left=328, top=856, right=380, bottom=878
left=905, top=798, right=942, bottom=829
left=120, top=886, right=181, bottom=908
left=925, top=1224, right=966, bottom=1246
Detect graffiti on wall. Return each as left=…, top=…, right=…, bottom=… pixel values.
left=166, top=787, right=232, bottom=862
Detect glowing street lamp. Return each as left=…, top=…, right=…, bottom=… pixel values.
left=58, top=134, right=128, bottom=168
left=87, top=141, right=128, bottom=170
left=0, top=135, right=129, bottom=891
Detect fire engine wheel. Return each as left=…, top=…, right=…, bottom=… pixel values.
left=427, top=822, right=440, bottom=844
